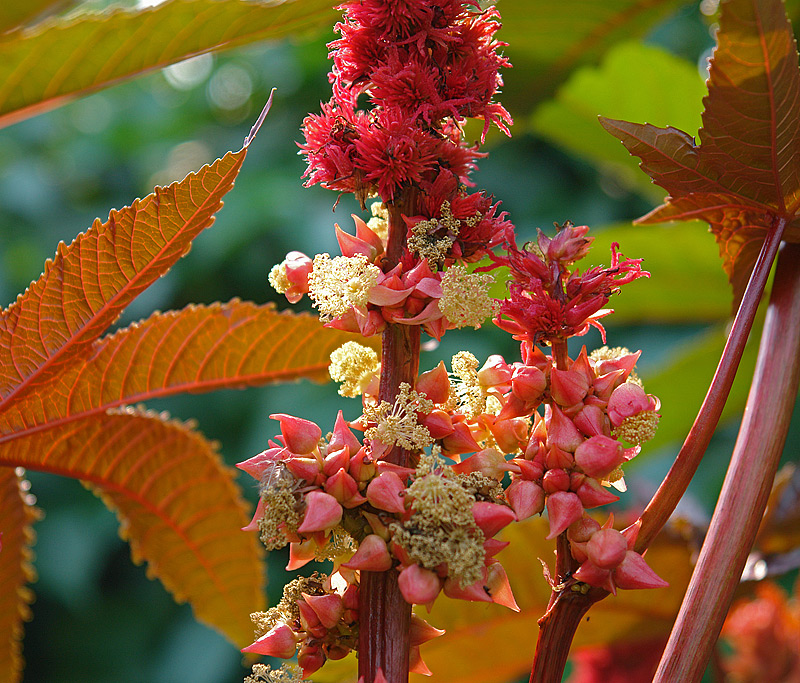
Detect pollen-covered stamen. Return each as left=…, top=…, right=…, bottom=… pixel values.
left=314, top=525, right=358, bottom=562
left=245, top=663, right=310, bottom=683
left=257, top=463, right=301, bottom=551
left=615, top=410, right=659, bottom=445
left=329, top=341, right=380, bottom=397
left=268, top=262, right=292, bottom=294
left=439, top=264, right=499, bottom=329
left=308, top=253, right=381, bottom=321
left=363, top=382, right=435, bottom=451
left=251, top=573, right=327, bottom=638
left=392, top=462, right=486, bottom=588
left=367, top=200, right=389, bottom=241
left=450, top=351, right=487, bottom=418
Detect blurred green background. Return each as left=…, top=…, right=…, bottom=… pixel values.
left=1, top=0, right=798, bottom=681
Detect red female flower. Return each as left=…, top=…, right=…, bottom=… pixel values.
left=491, top=224, right=648, bottom=345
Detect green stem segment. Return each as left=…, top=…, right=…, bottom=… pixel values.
left=634, top=218, right=787, bottom=553
left=654, top=240, right=800, bottom=682
left=357, top=199, right=420, bottom=683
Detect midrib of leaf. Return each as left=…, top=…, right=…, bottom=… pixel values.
left=0, top=301, right=375, bottom=445
left=0, top=150, right=245, bottom=409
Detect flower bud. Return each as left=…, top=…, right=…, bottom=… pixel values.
left=547, top=405, right=584, bottom=452
left=270, top=413, right=321, bottom=455
left=398, top=564, right=442, bottom=604
left=511, top=365, right=546, bottom=402
left=366, top=472, right=406, bottom=514
left=416, top=361, right=451, bottom=404
left=506, top=479, right=545, bottom=520
left=543, top=468, right=570, bottom=494
left=574, top=435, right=624, bottom=479
left=298, top=643, right=326, bottom=677
left=297, top=491, right=343, bottom=533
left=472, top=501, right=516, bottom=537
left=586, top=528, right=628, bottom=570
left=550, top=367, right=589, bottom=407
left=486, top=562, right=520, bottom=611
left=607, top=382, right=656, bottom=427
left=576, top=478, right=620, bottom=508
left=343, top=534, right=393, bottom=572
left=546, top=491, right=584, bottom=539
left=478, top=354, right=513, bottom=389
left=614, top=551, right=669, bottom=590
left=303, top=592, right=344, bottom=630
left=242, top=623, right=298, bottom=658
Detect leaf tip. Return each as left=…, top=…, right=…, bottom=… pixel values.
left=244, top=88, right=277, bottom=149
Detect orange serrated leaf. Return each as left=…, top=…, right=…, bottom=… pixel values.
left=0, top=0, right=337, bottom=128
left=0, top=300, right=378, bottom=441
left=0, top=147, right=247, bottom=406
left=0, top=409, right=264, bottom=647
left=0, top=468, right=39, bottom=683
left=601, top=0, right=800, bottom=307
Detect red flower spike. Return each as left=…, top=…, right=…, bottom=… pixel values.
left=270, top=413, right=322, bottom=455
left=242, top=496, right=265, bottom=532
left=366, top=472, right=407, bottom=514
left=416, top=361, right=451, bottom=404
left=287, top=539, right=316, bottom=570
left=398, top=564, right=442, bottom=605
left=472, top=501, right=516, bottom=537
left=242, top=623, right=298, bottom=658
left=614, top=550, right=668, bottom=590
left=550, top=367, right=590, bottom=407
left=303, top=592, right=345, bottom=630
left=546, top=491, right=584, bottom=539
left=547, top=404, right=584, bottom=452
left=486, top=562, right=520, bottom=612
left=574, top=435, right=625, bottom=479
left=506, top=478, right=545, bottom=520
left=576, top=478, right=620, bottom=509
left=621, top=519, right=642, bottom=548
left=409, top=615, right=446, bottom=646
left=342, top=533, right=393, bottom=571
left=586, top=528, right=628, bottom=570
left=298, top=491, right=343, bottom=533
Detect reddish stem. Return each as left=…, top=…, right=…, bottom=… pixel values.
left=357, top=199, right=420, bottom=683
left=634, top=218, right=786, bottom=553
left=654, top=240, right=800, bottom=682
left=529, top=586, right=605, bottom=683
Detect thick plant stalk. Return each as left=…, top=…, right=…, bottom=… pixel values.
left=358, top=200, right=420, bottom=683
left=634, top=219, right=786, bottom=552
left=654, top=240, right=800, bottom=682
